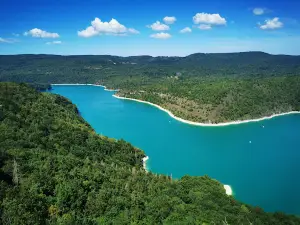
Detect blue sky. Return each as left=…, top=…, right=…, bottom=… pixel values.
left=0, top=0, right=300, bottom=56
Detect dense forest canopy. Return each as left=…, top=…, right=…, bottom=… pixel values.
left=1, top=52, right=300, bottom=123
left=1, top=52, right=300, bottom=84
left=0, top=82, right=300, bottom=224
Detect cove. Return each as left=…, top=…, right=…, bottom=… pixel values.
left=50, top=84, right=300, bottom=215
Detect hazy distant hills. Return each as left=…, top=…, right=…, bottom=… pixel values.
left=1, top=51, right=300, bottom=66
left=1, top=52, right=300, bottom=84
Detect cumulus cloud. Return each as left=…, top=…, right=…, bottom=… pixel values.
left=78, top=18, right=139, bottom=37
left=259, top=17, right=283, bottom=30
left=253, top=8, right=264, bottom=15
left=198, top=24, right=212, bottom=30
left=24, top=28, right=59, bottom=38
left=150, top=32, right=171, bottom=39
left=180, top=27, right=192, bottom=33
left=78, top=26, right=98, bottom=37
left=193, top=13, right=226, bottom=25
left=163, top=16, right=176, bottom=24
left=147, top=21, right=170, bottom=31
left=46, top=41, right=62, bottom=45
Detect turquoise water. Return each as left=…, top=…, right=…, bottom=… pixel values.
left=50, top=85, right=300, bottom=215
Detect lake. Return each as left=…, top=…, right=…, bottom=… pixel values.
left=50, top=84, right=300, bottom=215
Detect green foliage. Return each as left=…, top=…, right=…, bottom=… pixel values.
left=28, top=83, right=52, bottom=91
left=1, top=52, right=300, bottom=122
left=0, top=82, right=299, bottom=224
left=1, top=52, right=300, bottom=84
left=115, top=76, right=300, bottom=123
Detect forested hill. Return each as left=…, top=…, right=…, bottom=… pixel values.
left=1, top=82, right=300, bottom=224
left=1, top=52, right=300, bottom=123
left=1, top=52, right=300, bottom=84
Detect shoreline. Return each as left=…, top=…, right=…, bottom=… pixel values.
left=51, top=83, right=118, bottom=92
left=224, top=185, right=233, bottom=196
left=51, top=83, right=249, bottom=196
left=51, top=83, right=300, bottom=126
left=142, top=156, right=149, bottom=172
left=113, top=94, right=300, bottom=127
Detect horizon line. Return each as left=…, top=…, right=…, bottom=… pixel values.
left=1, top=51, right=300, bottom=57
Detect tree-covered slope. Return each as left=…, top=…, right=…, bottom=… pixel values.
left=1, top=52, right=300, bottom=123
left=1, top=52, right=300, bottom=84
left=112, top=76, right=300, bottom=123
left=0, top=82, right=299, bottom=224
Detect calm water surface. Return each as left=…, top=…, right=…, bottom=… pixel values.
left=50, top=85, right=300, bottom=215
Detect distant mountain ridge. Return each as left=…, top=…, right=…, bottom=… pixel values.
left=1, top=51, right=299, bottom=56
left=1, top=51, right=300, bottom=80
left=1, top=51, right=300, bottom=66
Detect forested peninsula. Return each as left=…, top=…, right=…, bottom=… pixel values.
left=1, top=52, right=300, bottom=123
left=1, top=82, right=300, bottom=224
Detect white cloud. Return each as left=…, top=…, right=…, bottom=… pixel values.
left=253, top=8, right=264, bottom=15
left=78, top=26, right=98, bottom=37
left=180, top=27, right=192, bottom=33
left=163, top=16, right=176, bottom=24
left=46, top=41, right=62, bottom=45
left=92, top=18, right=126, bottom=33
left=12, top=33, right=20, bottom=37
left=0, top=37, right=11, bottom=43
left=128, top=28, right=140, bottom=34
left=150, top=32, right=171, bottom=39
left=259, top=17, right=283, bottom=30
left=199, top=24, right=212, bottom=30
left=78, top=18, right=139, bottom=37
left=193, top=13, right=226, bottom=25
left=147, top=21, right=170, bottom=31
left=24, top=28, right=59, bottom=38
left=0, top=37, right=17, bottom=43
